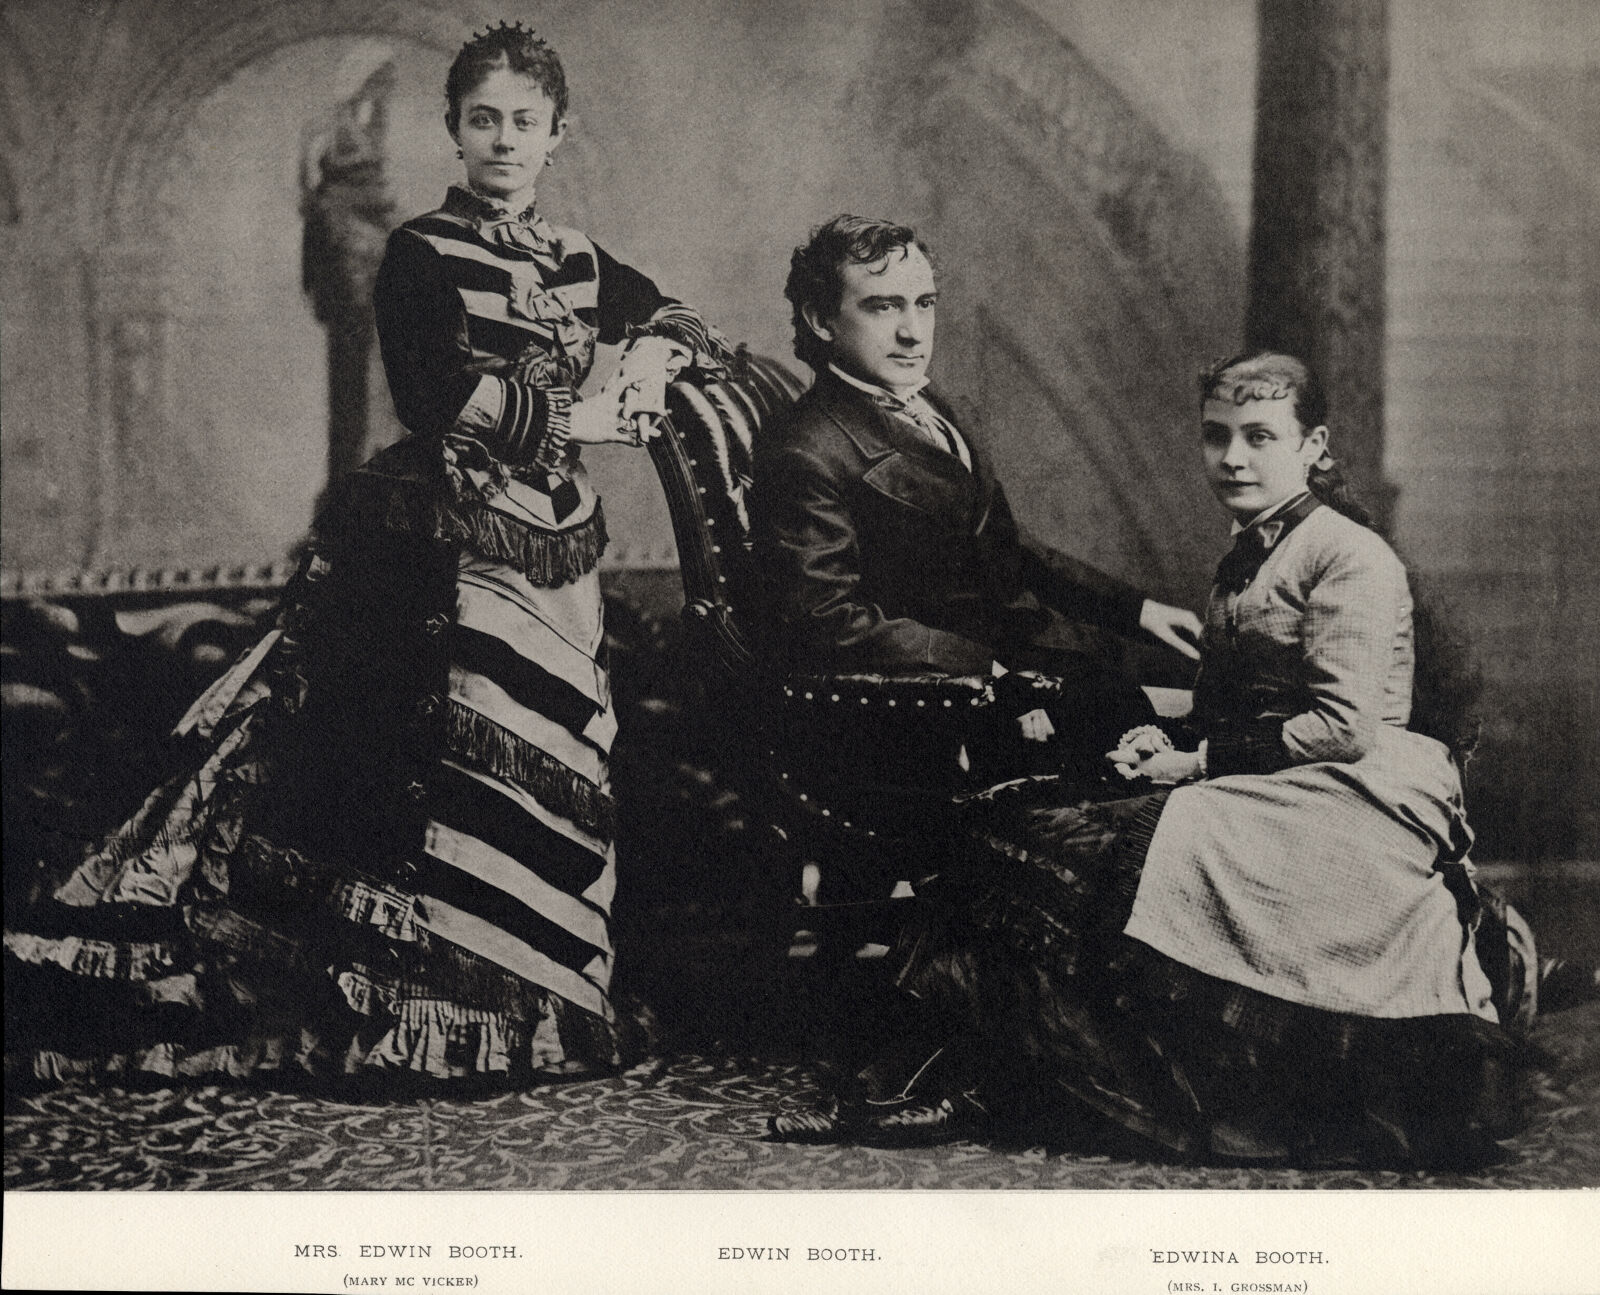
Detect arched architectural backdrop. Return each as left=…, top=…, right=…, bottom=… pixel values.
left=1, top=0, right=1243, bottom=608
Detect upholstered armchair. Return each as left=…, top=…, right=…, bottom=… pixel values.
left=649, top=352, right=1192, bottom=967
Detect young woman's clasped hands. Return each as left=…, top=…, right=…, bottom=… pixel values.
left=1106, top=724, right=1206, bottom=784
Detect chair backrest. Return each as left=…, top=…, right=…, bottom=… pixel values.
left=648, top=350, right=807, bottom=685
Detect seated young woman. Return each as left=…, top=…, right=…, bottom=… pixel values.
left=769, top=350, right=1534, bottom=1168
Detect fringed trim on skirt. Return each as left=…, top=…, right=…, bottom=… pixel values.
left=1107, top=793, right=1171, bottom=912
left=432, top=494, right=608, bottom=589
left=442, top=700, right=615, bottom=841
left=322, top=470, right=609, bottom=589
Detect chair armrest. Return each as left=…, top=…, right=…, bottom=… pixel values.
left=779, top=672, right=992, bottom=711
left=769, top=674, right=988, bottom=832
left=781, top=676, right=1195, bottom=719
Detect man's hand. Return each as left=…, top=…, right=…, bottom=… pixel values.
left=1017, top=708, right=1055, bottom=743
left=1138, top=599, right=1203, bottom=660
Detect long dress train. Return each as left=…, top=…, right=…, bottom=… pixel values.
left=4, top=184, right=728, bottom=1086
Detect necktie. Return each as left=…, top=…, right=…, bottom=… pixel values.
left=1214, top=495, right=1321, bottom=594
left=881, top=395, right=971, bottom=469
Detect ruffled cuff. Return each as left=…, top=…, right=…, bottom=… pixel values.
left=1204, top=721, right=1294, bottom=777
left=449, top=376, right=575, bottom=473
left=453, top=374, right=505, bottom=439
left=626, top=303, right=734, bottom=377
left=532, top=386, right=575, bottom=471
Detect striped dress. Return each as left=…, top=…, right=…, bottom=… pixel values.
left=4, top=185, right=727, bottom=1083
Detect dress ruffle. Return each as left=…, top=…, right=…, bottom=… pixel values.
left=3, top=930, right=178, bottom=981
left=13, top=986, right=615, bottom=1087
left=7, top=912, right=620, bottom=1087
left=887, top=782, right=1524, bottom=1166
left=4, top=628, right=620, bottom=1088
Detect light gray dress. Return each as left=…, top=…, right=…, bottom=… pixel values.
left=1124, top=505, right=1496, bottom=1020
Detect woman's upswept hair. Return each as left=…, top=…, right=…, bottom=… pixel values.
left=445, top=21, right=568, bottom=134
left=784, top=214, right=936, bottom=372
left=1199, top=349, right=1483, bottom=762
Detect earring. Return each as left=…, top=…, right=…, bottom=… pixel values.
left=456, top=147, right=463, bottom=159
left=544, top=155, right=553, bottom=167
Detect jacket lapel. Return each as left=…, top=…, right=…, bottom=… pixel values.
left=815, top=374, right=979, bottom=524
left=923, top=385, right=998, bottom=532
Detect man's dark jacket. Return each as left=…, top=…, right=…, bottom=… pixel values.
left=752, top=369, right=1148, bottom=677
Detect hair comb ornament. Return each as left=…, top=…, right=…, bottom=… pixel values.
left=468, top=19, right=549, bottom=48
left=448, top=19, right=568, bottom=123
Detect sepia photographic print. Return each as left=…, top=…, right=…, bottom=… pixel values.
left=2, top=0, right=1597, bottom=1290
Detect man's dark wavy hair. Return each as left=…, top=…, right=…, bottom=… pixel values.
left=784, top=214, right=935, bottom=372
left=446, top=21, right=568, bottom=134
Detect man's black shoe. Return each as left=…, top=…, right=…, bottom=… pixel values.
left=860, top=1094, right=986, bottom=1148
left=767, top=1094, right=867, bottom=1144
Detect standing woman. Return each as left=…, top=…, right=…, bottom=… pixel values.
left=5, top=23, right=729, bottom=1086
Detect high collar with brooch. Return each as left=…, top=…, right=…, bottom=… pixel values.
left=442, top=184, right=590, bottom=363
left=444, top=184, right=563, bottom=266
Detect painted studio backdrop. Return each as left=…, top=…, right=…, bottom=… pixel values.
left=2, top=0, right=1596, bottom=862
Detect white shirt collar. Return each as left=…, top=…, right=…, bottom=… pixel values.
left=827, top=362, right=930, bottom=404
left=1230, top=490, right=1312, bottom=536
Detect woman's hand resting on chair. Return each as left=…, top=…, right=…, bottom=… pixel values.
left=592, top=335, right=692, bottom=444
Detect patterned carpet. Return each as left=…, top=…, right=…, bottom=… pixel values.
left=8, top=593, right=1598, bottom=1193
left=7, top=999, right=1598, bottom=1191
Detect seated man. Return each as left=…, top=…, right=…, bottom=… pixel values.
left=753, top=213, right=1202, bottom=783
